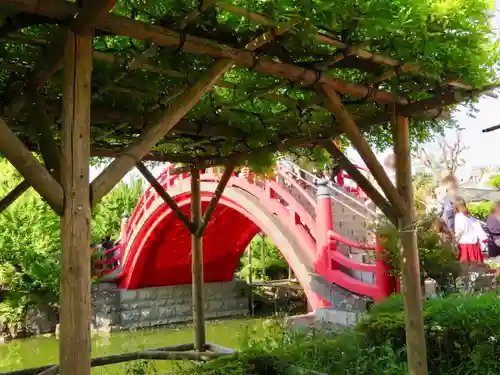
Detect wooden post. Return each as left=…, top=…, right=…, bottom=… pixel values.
left=59, top=19, right=93, bottom=375
left=190, top=166, right=205, bottom=351
left=260, top=234, right=265, bottom=279
left=392, top=116, right=428, bottom=375
left=247, top=245, right=255, bottom=317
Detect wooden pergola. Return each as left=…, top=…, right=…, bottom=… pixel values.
left=0, top=1, right=495, bottom=375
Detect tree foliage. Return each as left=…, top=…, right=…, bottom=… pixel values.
left=468, top=201, right=494, bottom=221
left=237, top=235, right=289, bottom=281
left=488, top=174, right=500, bottom=190
left=0, top=159, right=142, bottom=329
left=2, top=0, right=498, bottom=168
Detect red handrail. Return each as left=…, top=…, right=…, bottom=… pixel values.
left=327, top=230, right=375, bottom=251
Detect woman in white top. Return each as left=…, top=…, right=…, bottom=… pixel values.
left=454, top=204, right=484, bottom=263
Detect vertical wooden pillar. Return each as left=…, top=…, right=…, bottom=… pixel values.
left=190, top=167, right=205, bottom=351
left=59, top=19, right=93, bottom=375
left=393, top=116, right=428, bottom=375
left=247, top=245, right=255, bottom=317
left=260, top=234, right=265, bottom=279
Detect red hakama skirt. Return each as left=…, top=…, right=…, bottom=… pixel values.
left=458, top=243, right=484, bottom=263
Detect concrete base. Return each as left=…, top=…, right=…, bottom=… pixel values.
left=285, top=308, right=359, bottom=332
left=92, top=280, right=249, bottom=332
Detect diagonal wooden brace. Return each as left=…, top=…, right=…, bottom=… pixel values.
left=195, top=161, right=237, bottom=237
left=135, top=161, right=197, bottom=234
left=321, top=84, right=407, bottom=217
left=0, top=117, right=63, bottom=213
left=322, top=141, right=397, bottom=225
left=0, top=180, right=30, bottom=214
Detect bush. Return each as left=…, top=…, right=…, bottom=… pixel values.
left=0, top=159, right=142, bottom=332
left=377, top=215, right=461, bottom=294
left=237, top=236, right=288, bottom=281
left=358, top=293, right=500, bottom=374
left=489, top=175, right=500, bottom=190
left=468, top=201, right=494, bottom=221
left=189, top=294, right=500, bottom=375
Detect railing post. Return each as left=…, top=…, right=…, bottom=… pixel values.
left=375, top=236, right=393, bottom=299
left=120, top=212, right=130, bottom=243
left=315, top=180, right=334, bottom=276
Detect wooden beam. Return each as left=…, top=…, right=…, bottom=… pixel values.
left=0, top=117, right=63, bottom=213
left=0, top=344, right=222, bottom=375
left=195, top=161, right=236, bottom=237
left=29, top=96, right=61, bottom=181
left=90, top=22, right=294, bottom=206
left=59, top=15, right=93, bottom=375
left=0, top=180, right=30, bottom=214
left=321, top=84, right=407, bottom=216
left=190, top=166, right=205, bottom=351
left=3, top=0, right=116, bottom=121
left=6, top=0, right=406, bottom=106
left=94, top=1, right=215, bottom=98
left=392, top=116, right=428, bottom=375
left=135, top=161, right=196, bottom=233
left=322, top=141, right=397, bottom=225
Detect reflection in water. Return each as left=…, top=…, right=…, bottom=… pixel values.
left=0, top=319, right=257, bottom=374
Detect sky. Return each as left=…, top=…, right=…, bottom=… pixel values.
left=91, top=2, right=500, bottom=184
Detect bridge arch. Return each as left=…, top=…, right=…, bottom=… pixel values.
left=119, top=179, right=328, bottom=309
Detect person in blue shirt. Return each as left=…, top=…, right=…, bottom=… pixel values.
left=439, top=175, right=460, bottom=232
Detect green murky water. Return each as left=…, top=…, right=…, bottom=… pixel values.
left=0, top=319, right=259, bottom=374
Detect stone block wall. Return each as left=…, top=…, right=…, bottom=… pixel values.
left=92, top=280, right=249, bottom=332
left=331, top=190, right=375, bottom=246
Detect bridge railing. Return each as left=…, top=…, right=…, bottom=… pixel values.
left=276, top=160, right=377, bottom=220
left=326, top=231, right=394, bottom=300
left=98, top=163, right=395, bottom=302
left=92, top=243, right=122, bottom=278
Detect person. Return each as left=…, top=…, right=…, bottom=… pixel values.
left=325, top=157, right=342, bottom=184
left=486, top=201, right=500, bottom=258
left=454, top=204, right=484, bottom=263
left=439, top=175, right=459, bottom=232
left=470, top=217, right=488, bottom=254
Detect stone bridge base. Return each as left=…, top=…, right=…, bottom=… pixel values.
left=92, top=280, right=249, bottom=332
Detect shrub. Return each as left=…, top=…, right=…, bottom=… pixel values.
left=0, top=159, right=143, bottom=332
left=377, top=215, right=461, bottom=294
left=190, top=294, right=500, bottom=375
left=358, top=293, right=500, bottom=374
left=489, top=175, right=500, bottom=190
left=237, top=236, right=288, bottom=281
left=468, top=201, right=494, bottom=221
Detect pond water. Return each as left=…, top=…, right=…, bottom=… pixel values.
left=0, top=319, right=261, bottom=374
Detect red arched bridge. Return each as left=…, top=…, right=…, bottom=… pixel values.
left=96, top=163, right=395, bottom=311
